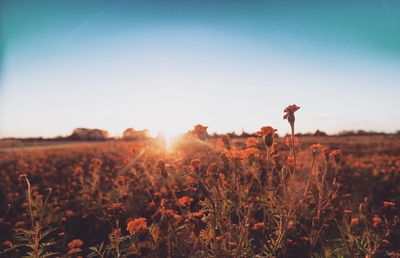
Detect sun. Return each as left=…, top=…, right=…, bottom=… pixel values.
left=151, top=130, right=183, bottom=151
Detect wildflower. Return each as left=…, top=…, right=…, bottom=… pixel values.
left=372, top=215, right=382, bottom=228
left=329, top=149, right=342, bottom=163
left=246, top=137, right=258, bottom=148
left=177, top=196, right=193, bottom=207
left=191, top=124, right=208, bottom=141
left=127, top=217, right=148, bottom=235
left=310, top=144, right=324, bottom=159
left=256, top=126, right=277, bottom=148
left=285, top=136, right=299, bottom=147
left=283, top=104, right=300, bottom=128
left=189, top=211, right=203, bottom=219
left=350, top=217, right=359, bottom=226
left=173, top=214, right=182, bottom=222
left=243, top=147, right=261, bottom=159
left=68, top=239, right=84, bottom=249
left=228, top=150, right=244, bottom=161
left=383, top=201, right=395, bottom=207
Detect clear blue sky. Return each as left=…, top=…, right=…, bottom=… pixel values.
left=1, top=0, right=400, bottom=138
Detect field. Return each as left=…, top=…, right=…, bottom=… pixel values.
left=1, top=117, right=399, bottom=257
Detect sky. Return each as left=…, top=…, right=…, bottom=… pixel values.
left=0, top=0, right=400, bottom=138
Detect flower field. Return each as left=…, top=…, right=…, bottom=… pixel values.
left=0, top=106, right=399, bottom=258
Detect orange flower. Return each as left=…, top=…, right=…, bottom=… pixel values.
left=243, top=148, right=261, bottom=159
left=127, top=217, right=148, bottom=235
left=177, top=196, right=193, bottom=207
left=256, top=126, right=277, bottom=147
left=246, top=137, right=258, bottom=148
left=329, top=149, right=342, bottom=163
left=350, top=217, right=359, bottom=226
left=68, top=239, right=84, bottom=249
left=285, top=136, right=299, bottom=147
left=255, top=126, right=277, bottom=137
left=228, top=150, right=244, bottom=160
left=189, top=211, right=203, bottom=219
left=372, top=215, right=382, bottom=228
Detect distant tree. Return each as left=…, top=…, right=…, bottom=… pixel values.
left=69, top=128, right=109, bottom=141
left=314, top=130, right=328, bottom=137
left=240, top=131, right=254, bottom=138
left=122, top=128, right=149, bottom=141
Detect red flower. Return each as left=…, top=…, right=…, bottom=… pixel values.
left=283, top=104, right=300, bottom=120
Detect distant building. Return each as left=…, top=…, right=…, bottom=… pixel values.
left=69, top=128, right=109, bottom=141
left=122, top=128, right=149, bottom=141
